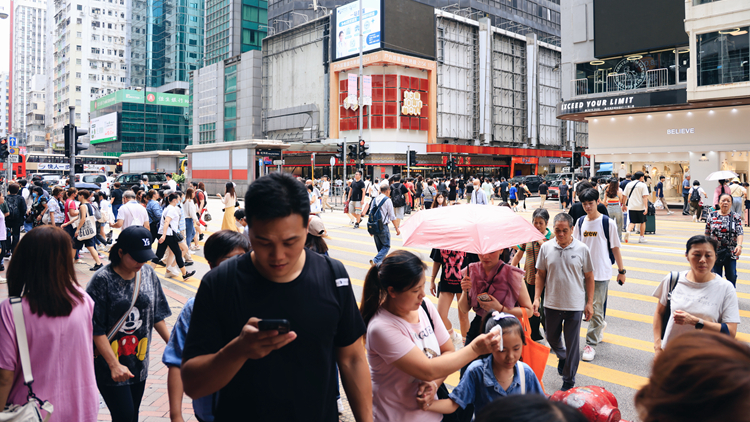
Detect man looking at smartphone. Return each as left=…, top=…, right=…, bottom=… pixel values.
left=181, top=172, right=372, bottom=421
left=533, top=213, right=594, bottom=392
left=572, top=188, right=626, bottom=363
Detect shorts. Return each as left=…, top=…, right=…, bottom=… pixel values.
left=74, top=236, right=96, bottom=249
left=628, top=209, right=647, bottom=224
left=394, top=206, right=405, bottom=220
left=348, top=201, right=362, bottom=214
left=438, top=278, right=463, bottom=294
left=560, top=195, right=569, bottom=203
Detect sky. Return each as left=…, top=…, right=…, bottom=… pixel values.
left=1, top=0, right=9, bottom=73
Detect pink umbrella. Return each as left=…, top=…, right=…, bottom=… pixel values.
left=400, top=204, right=545, bottom=254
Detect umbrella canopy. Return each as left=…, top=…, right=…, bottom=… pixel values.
left=75, top=182, right=101, bottom=190
left=400, top=204, right=545, bottom=255
left=706, top=171, right=738, bottom=181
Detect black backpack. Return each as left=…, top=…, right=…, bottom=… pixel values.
left=6, top=195, right=21, bottom=222
left=391, top=183, right=406, bottom=208
left=367, top=197, right=386, bottom=235
left=689, top=187, right=701, bottom=203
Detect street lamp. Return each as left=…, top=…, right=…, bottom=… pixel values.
left=0, top=4, right=8, bottom=19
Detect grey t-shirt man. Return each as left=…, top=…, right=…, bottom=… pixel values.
left=536, top=237, right=594, bottom=311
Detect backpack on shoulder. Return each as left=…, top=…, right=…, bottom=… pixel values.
left=367, top=198, right=386, bottom=235
left=689, top=188, right=701, bottom=203
left=391, top=183, right=406, bottom=208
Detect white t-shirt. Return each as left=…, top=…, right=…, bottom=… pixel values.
left=321, top=181, right=330, bottom=196
left=167, top=179, right=177, bottom=192
left=309, top=191, right=321, bottom=214
left=687, top=186, right=706, bottom=202
left=366, top=302, right=449, bottom=422
left=158, top=204, right=181, bottom=235
left=118, top=200, right=149, bottom=229
left=363, top=181, right=372, bottom=198
left=573, top=215, right=621, bottom=281
left=653, top=271, right=740, bottom=347
left=624, top=180, right=649, bottom=211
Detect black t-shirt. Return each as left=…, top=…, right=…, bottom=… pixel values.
left=539, top=183, right=548, bottom=195
left=568, top=203, right=609, bottom=222
left=350, top=180, right=365, bottom=202
left=182, top=251, right=366, bottom=421
left=111, top=188, right=123, bottom=206
left=559, top=184, right=569, bottom=198
left=466, top=183, right=474, bottom=194
left=500, top=182, right=508, bottom=195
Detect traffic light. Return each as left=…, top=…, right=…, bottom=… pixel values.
left=0, top=138, right=7, bottom=161
left=452, top=157, right=458, bottom=171
left=446, top=157, right=452, bottom=172
left=573, top=152, right=581, bottom=169
left=74, top=127, right=89, bottom=154
left=116, top=161, right=123, bottom=173
left=337, top=143, right=345, bottom=162
left=347, top=144, right=357, bottom=160
left=358, top=139, right=369, bottom=160
left=408, top=150, right=417, bottom=167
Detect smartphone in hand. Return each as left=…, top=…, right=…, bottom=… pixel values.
left=258, top=319, right=291, bottom=334
left=478, top=293, right=492, bottom=302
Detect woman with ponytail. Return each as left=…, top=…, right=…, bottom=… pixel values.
left=361, top=250, right=502, bottom=422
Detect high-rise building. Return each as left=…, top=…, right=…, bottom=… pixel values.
left=204, top=0, right=267, bottom=66
left=0, top=72, right=9, bottom=137
left=11, top=0, right=46, bottom=143
left=25, top=75, right=48, bottom=152
left=46, top=0, right=130, bottom=150
left=130, top=0, right=205, bottom=93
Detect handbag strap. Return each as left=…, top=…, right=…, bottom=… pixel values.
left=517, top=361, right=525, bottom=394
left=107, top=270, right=142, bottom=341
left=10, top=297, right=34, bottom=385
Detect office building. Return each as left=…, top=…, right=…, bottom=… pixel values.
left=46, top=0, right=130, bottom=151
left=11, top=0, right=46, bottom=143
left=25, top=75, right=48, bottom=152
left=204, top=0, right=267, bottom=65
left=558, top=0, right=750, bottom=201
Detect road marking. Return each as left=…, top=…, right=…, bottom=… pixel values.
left=546, top=355, right=649, bottom=390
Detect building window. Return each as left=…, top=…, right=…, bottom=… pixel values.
left=76, top=86, right=81, bottom=91
left=77, top=4, right=82, bottom=10
left=697, top=27, right=749, bottom=86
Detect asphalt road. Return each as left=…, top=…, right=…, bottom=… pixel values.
left=159, top=196, right=750, bottom=422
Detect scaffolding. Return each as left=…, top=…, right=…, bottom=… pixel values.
left=261, top=17, right=330, bottom=142
left=538, top=47, right=561, bottom=146
left=436, top=15, right=479, bottom=141
left=492, top=32, right=526, bottom=146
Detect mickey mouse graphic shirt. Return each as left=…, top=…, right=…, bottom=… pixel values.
left=87, top=264, right=171, bottom=386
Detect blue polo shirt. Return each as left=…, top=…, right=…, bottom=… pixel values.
left=449, top=355, right=543, bottom=414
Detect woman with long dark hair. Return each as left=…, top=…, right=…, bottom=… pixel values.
left=361, top=250, right=501, bottom=422
left=88, top=225, right=172, bottom=422
left=448, top=179, right=458, bottom=203
left=431, top=192, right=449, bottom=209
left=0, top=226, right=99, bottom=421
left=605, top=178, right=625, bottom=241
left=218, top=182, right=240, bottom=232
left=152, top=192, right=196, bottom=280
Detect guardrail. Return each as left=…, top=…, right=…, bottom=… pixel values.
left=646, top=68, right=669, bottom=88
left=606, top=73, right=626, bottom=92
left=572, top=78, right=588, bottom=96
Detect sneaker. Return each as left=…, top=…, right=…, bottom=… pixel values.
left=185, top=261, right=194, bottom=266
left=582, top=345, right=596, bottom=362
left=76, top=259, right=86, bottom=264
left=199, top=234, right=204, bottom=241
left=353, top=223, right=359, bottom=229
left=337, top=398, right=345, bottom=415
left=0, top=265, right=5, bottom=272
left=557, top=358, right=566, bottom=376
left=90, top=263, right=103, bottom=271
left=167, top=270, right=182, bottom=278
left=639, top=236, right=647, bottom=243
left=667, top=211, right=674, bottom=215
left=623, top=231, right=630, bottom=243
left=561, top=382, right=575, bottom=391
left=183, top=271, right=196, bottom=279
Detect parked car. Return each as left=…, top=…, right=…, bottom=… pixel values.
left=509, top=175, right=544, bottom=193
left=115, top=172, right=170, bottom=191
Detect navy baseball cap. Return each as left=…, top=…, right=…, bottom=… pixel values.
left=117, top=226, right=158, bottom=263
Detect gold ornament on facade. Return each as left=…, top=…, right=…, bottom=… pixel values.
left=401, top=91, right=423, bottom=116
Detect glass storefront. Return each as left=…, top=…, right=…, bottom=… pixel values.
left=697, top=27, right=749, bottom=87
left=574, top=48, right=689, bottom=95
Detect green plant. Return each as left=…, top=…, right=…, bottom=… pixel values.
left=172, top=173, right=185, bottom=184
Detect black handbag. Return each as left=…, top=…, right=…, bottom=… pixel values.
left=660, top=272, right=679, bottom=339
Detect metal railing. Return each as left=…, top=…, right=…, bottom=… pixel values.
left=571, top=78, right=588, bottom=96
left=606, top=73, right=627, bottom=92
left=646, top=68, right=669, bottom=88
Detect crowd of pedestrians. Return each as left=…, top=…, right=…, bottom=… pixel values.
left=0, top=169, right=747, bottom=422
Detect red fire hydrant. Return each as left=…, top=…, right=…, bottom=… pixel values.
left=549, top=386, right=629, bottom=422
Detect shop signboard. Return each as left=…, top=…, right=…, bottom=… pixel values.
left=511, top=156, right=539, bottom=164
left=256, top=149, right=282, bottom=158
left=39, top=163, right=71, bottom=171
left=557, top=89, right=687, bottom=117
left=90, top=112, right=118, bottom=144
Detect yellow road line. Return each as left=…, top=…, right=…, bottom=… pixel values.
left=546, top=355, right=649, bottom=390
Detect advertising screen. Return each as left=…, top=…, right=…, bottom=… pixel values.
left=594, top=0, right=687, bottom=58
left=334, top=0, right=381, bottom=60
left=382, top=0, right=435, bottom=60
left=90, top=112, right=118, bottom=144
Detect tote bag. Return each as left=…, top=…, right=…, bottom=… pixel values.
left=76, top=204, right=97, bottom=241
left=520, top=308, right=549, bottom=393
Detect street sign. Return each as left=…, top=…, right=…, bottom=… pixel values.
left=9, top=155, right=19, bottom=163
left=329, top=157, right=336, bottom=167
left=19, top=147, right=26, bottom=155
left=8, top=137, right=16, bottom=147
left=8, top=147, right=18, bottom=155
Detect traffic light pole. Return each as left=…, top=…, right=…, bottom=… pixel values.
left=342, top=137, right=347, bottom=185
left=4, top=155, right=9, bottom=195
left=68, top=106, right=76, bottom=188
left=407, top=145, right=410, bottom=179
left=357, top=0, right=363, bottom=175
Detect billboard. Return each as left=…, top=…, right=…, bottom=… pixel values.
left=334, top=0, right=381, bottom=60
left=91, top=90, right=189, bottom=111
left=90, top=112, right=118, bottom=144
left=382, top=0, right=435, bottom=60
left=594, top=0, right=687, bottom=58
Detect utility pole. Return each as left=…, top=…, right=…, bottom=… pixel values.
left=68, top=106, right=76, bottom=187
left=342, top=137, right=347, bottom=185
left=358, top=0, right=364, bottom=175
left=407, top=145, right=410, bottom=179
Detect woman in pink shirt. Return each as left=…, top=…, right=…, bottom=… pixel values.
left=0, top=226, right=99, bottom=421
left=714, top=179, right=731, bottom=208
left=361, top=250, right=501, bottom=422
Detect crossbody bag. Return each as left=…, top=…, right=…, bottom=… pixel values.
left=1, top=298, right=54, bottom=422
left=94, top=271, right=142, bottom=358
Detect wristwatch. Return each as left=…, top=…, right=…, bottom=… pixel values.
left=618, top=269, right=627, bottom=275
left=695, top=319, right=704, bottom=330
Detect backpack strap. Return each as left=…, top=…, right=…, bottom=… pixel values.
left=324, top=255, right=351, bottom=290
left=602, top=215, right=615, bottom=264
left=420, top=300, right=434, bottom=329
left=517, top=361, right=526, bottom=394
left=575, top=216, right=585, bottom=240
left=668, top=271, right=679, bottom=297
